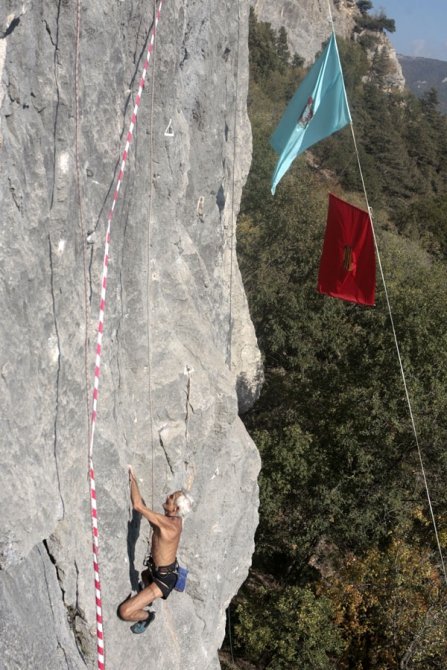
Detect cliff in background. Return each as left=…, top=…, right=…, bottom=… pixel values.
left=0, top=1, right=261, bottom=668
left=398, top=55, right=447, bottom=114
left=253, top=0, right=405, bottom=90
left=253, top=0, right=357, bottom=65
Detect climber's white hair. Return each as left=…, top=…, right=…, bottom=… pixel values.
left=175, top=491, right=194, bottom=518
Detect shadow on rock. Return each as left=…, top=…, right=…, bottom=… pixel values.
left=127, top=509, right=142, bottom=593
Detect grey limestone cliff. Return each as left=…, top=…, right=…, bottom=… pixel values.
left=253, top=0, right=357, bottom=65
left=253, top=0, right=405, bottom=90
left=360, top=32, right=405, bottom=91
left=0, top=1, right=261, bottom=668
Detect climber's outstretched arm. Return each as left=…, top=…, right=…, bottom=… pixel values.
left=127, top=466, right=171, bottom=529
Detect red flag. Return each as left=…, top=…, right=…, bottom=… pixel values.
left=317, top=193, right=376, bottom=305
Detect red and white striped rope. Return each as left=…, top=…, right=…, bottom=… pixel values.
left=88, top=3, right=164, bottom=667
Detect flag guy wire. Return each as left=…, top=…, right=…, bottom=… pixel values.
left=269, top=0, right=447, bottom=587
left=326, top=0, right=335, bottom=30
left=350, top=121, right=447, bottom=584
left=348, top=95, right=447, bottom=586
left=321, top=0, right=447, bottom=584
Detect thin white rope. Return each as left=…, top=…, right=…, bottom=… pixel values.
left=146, top=0, right=157, bottom=512
left=325, top=0, right=335, bottom=31
left=143, top=0, right=160, bottom=567
left=227, top=0, right=242, bottom=369
left=75, top=0, right=92, bottom=461
left=324, top=3, right=446, bottom=580
left=349, top=121, right=447, bottom=585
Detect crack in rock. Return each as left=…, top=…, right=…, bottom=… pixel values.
left=158, top=428, right=174, bottom=475
left=48, top=235, right=65, bottom=517
left=0, top=17, right=21, bottom=40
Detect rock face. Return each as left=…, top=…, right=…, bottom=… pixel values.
left=0, top=1, right=261, bottom=668
left=253, top=0, right=357, bottom=65
left=360, top=32, right=405, bottom=91
left=252, top=0, right=404, bottom=91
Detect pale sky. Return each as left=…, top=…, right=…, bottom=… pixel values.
left=380, top=0, right=447, bottom=61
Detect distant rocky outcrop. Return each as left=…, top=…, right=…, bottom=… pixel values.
left=357, top=32, right=405, bottom=91
left=253, top=0, right=357, bottom=65
left=0, top=1, right=261, bottom=668
left=398, top=55, right=447, bottom=114
left=253, top=0, right=405, bottom=92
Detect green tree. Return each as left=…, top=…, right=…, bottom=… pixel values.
left=355, top=11, right=396, bottom=34
left=357, top=0, right=373, bottom=14
left=230, top=13, right=447, bottom=669
left=358, top=32, right=380, bottom=51
left=235, top=581, right=343, bottom=669
left=248, top=8, right=279, bottom=80
left=370, top=46, right=391, bottom=81
left=292, top=53, right=305, bottom=68
left=323, top=536, right=447, bottom=669
left=276, top=27, right=291, bottom=67
left=395, top=194, right=447, bottom=257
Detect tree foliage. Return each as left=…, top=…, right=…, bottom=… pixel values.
left=323, top=535, right=447, bottom=669
left=235, top=580, right=343, bottom=669
left=356, top=0, right=373, bottom=14
left=312, top=63, right=447, bottom=208
left=226, top=11, right=447, bottom=670
left=395, top=194, right=447, bottom=258
left=354, top=10, right=396, bottom=34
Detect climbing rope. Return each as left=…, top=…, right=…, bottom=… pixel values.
left=146, top=0, right=158, bottom=511
left=227, top=606, right=235, bottom=665
left=74, top=5, right=102, bottom=666
left=86, top=2, right=165, bottom=667
left=183, top=366, right=195, bottom=491
left=185, top=366, right=193, bottom=437
left=226, top=0, right=242, bottom=370
left=75, top=0, right=92, bottom=458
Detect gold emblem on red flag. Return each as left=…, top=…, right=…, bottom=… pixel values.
left=343, top=245, right=353, bottom=271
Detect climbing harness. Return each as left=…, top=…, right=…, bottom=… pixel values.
left=143, top=555, right=188, bottom=593
left=84, top=2, right=165, bottom=667
left=144, top=555, right=179, bottom=575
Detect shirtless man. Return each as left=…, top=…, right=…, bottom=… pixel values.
left=118, top=467, right=193, bottom=633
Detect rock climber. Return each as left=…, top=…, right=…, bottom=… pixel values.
left=118, top=466, right=193, bottom=634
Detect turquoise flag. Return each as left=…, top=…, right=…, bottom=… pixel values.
left=270, top=32, right=351, bottom=194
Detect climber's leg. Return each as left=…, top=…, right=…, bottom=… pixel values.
left=118, top=581, right=163, bottom=622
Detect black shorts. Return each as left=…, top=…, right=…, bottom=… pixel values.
left=146, top=558, right=178, bottom=600
left=152, top=570, right=178, bottom=600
